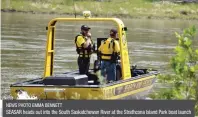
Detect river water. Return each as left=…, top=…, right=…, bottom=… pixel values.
left=1, top=12, right=198, bottom=99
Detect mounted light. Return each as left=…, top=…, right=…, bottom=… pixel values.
left=83, top=11, right=91, bottom=18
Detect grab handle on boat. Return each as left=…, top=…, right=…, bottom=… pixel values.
left=48, top=50, right=54, bottom=53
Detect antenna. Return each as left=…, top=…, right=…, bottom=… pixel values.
left=73, top=0, right=76, bottom=18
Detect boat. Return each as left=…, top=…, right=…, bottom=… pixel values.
left=10, top=11, right=159, bottom=100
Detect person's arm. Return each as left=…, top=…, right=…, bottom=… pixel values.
left=113, top=40, right=120, bottom=60
left=83, top=38, right=92, bottom=48
left=114, top=40, right=120, bottom=54
left=83, top=32, right=92, bottom=48
left=76, top=35, right=91, bottom=48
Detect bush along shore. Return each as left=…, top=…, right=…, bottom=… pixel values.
left=1, top=0, right=198, bottom=20
left=149, top=26, right=198, bottom=116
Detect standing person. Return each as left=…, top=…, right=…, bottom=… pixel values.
left=98, top=29, right=120, bottom=83
left=75, top=25, right=94, bottom=74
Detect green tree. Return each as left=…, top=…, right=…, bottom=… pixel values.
left=150, top=26, right=198, bottom=115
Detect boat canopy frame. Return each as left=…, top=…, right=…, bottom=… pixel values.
left=44, top=17, right=132, bottom=80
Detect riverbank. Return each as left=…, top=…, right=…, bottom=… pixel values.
left=2, top=0, right=198, bottom=20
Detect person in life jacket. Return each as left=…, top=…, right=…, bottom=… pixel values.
left=98, top=29, right=120, bottom=83
left=75, top=25, right=94, bottom=74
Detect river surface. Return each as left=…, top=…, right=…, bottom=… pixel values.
left=1, top=12, right=198, bottom=99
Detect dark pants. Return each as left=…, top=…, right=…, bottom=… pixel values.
left=101, top=61, right=116, bottom=82
left=78, top=57, right=90, bottom=75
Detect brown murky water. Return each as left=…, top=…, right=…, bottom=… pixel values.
left=1, top=12, right=198, bottom=99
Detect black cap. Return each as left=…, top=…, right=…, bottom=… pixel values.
left=81, top=25, right=91, bottom=31
left=110, top=29, right=117, bottom=34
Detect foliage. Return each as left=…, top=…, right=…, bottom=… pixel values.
left=150, top=26, right=198, bottom=115
left=95, top=70, right=107, bottom=85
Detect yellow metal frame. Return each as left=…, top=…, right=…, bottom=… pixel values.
left=44, top=18, right=131, bottom=80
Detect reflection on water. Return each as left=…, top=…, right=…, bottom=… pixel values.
left=1, top=12, right=198, bottom=99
